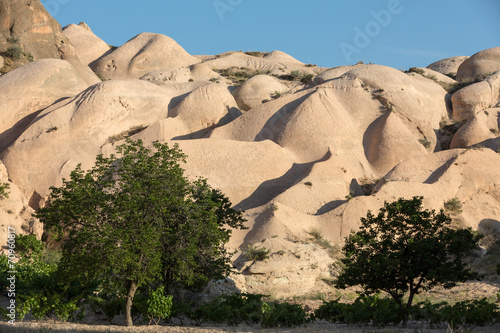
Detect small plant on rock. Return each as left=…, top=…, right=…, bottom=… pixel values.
left=444, top=197, right=463, bottom=215
left=245, top=245, right=270, bottom=261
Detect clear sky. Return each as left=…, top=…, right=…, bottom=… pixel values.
left=45, top=0, right=499, bottom=70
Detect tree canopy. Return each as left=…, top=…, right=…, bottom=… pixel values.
left=335, top=196, right=481, bottom=326
left=36, top=139, right=246, bottom=326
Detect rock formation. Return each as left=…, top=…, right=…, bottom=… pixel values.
left=0, top=0, right=499, bottom=298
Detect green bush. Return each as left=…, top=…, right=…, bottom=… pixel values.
left=5, top=46, right=23, bottom=60
left=192, top=293, right=264, bottom=326
left=142, top=287, right=173, bottom=324
left=315, top=295, right=401, bottom=326
left=261, top=301, right=310, bottom=328
left=245, top=244, right=270, bottom=261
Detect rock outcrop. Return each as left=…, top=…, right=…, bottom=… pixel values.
left=456, top=47, right=500, bottom=82
left=0, top=0, right=68, bottom=59
left=0, top=59, right=89, bottom=153
left=90, top=33, right=200, bottom=80
left=427, top=56, right=468, bottom=76
left=62, top=22, right=110, bottom=66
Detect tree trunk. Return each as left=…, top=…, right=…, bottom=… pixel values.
left=125, top=280, right=139, bottom=327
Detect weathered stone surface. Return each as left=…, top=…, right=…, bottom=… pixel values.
left=90, top=33, right=199, bottom=80
left=234, top=75, right=288, bottom=111
left=457, top=47, right=500, bottom=82
left=0, top=161, right=43, bottom=255
left=427, top=56, right=468, bottom=76
left=0, top=59, right=89, bottom=153
left=62, top=22, right=110, bottom=66
left=0, top=0, right=69, bottom=59
left=451, top=71, right=500, bottom=121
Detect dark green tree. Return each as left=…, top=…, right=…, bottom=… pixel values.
left=37, top=139, right=246, bottom=326
left=335, top=196, right=481, bottom=327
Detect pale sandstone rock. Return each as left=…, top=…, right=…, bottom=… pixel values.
left=451, top=71, right=500, bottom=121
left=0, top=59, right=89, bottom=153
left=140, top=63, right=222, bottom=85
left=0, top=55, right=4, bottom=69
left=58, top=44, right=101, bottom=85
left=62, top=22, right=110, bottom=66
left=90, top=33, right=199, bottom=80
left=0, top=0, right=69, bottom=59
left=1, top=80, right=176, bottom=198
left=263, top=50, right=304, bottom=65
left=237, top=238, right=334, bottom=298
left=450, top=108, right=500, bottom=150
left=313, top=65, right=355, bottom=85
left=427, top=56, right=468, bottom=76
left=233, top=75, right=288, bottom=111
left=457, top=47, right=500, bottom=82
left=0, top=161, right=43, bottom=254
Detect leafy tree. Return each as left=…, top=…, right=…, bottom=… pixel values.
left=37, top=139, right=246, bottom=326
left=335, top=196, right=481, bottom=327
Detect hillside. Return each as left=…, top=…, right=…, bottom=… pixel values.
left=0, top=0, right=499, bottom=301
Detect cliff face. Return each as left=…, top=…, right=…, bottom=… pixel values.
left=0, top=0, right=69, bottom=59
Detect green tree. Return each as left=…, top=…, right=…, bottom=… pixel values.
left=37, top=139, right=246, bottom=326
left=0, top=182, right=10, bottom=200
left=335, top=196, right=481, bottom=327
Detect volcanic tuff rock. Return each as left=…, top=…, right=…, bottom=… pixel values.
left=0, top=161, right=43, bottom=254
left=233, top=75, right=289, bottom=111
left=0, top=0, right=69, bottom=59
left=457, top=47, right=500, bottom=82
left=451, top=71, right=500, bottom=121
left=0, top=0, right=499, bottom=298
left=90, top=33, right=200, bottom=80
left=427, top=56, right=468, bottom=76
left=62, top=22, right=110, bottom=66
left=0, top=59, right=90, bottom=153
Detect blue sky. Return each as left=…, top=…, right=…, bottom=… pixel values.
left=45, top=0, right=499, bottom=70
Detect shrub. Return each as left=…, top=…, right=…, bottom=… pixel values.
left=245, top=245, right=270, bottom=261
left=142, top=287, right=173, bottom=324
left=418, top=138, right=431, bottom=149
left=261, top=301, right=310, bottom=328
left=192, top=293, right=264, bottom=326
left=444, top=197, right=463, bottom=215
left=0, top=182, right=10, bottom=200
left=5, top=46, right=23, bottom=60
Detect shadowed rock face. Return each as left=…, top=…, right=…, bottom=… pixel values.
left=0, top=0, right=68, bottom=59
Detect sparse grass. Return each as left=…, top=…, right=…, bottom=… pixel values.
left=96, top=73, right=107, bottom=81
left=444, top=197, right=463, bottom=216
left=215, top=67, right=270, bottom=86
left=270, top=203, right=279, bottom=211
left=308, top=228, right=340, bottom=259
left=305, top=64, right=317, bottom=67
left=244, top=244, right=270, bottom=261
left=108, top=125, right=147, bottom=144
left=418, top=138, right=432, bottom=149
left=209, top=78, right=220, bottom=83
left=271, top=91, right=282, bottom=99
left=478, top=227, right=499, bottom=253
left=45, top=127, right=58, bottom=133
left=278, top=71, right=315, bottom=83
left=276, top=250, right=285, bottom=256
left=438, top=117, right=466, bottom=150
left=359, top=177, right=381, bottom=195
left=244, top=51, right=269, bottom=58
